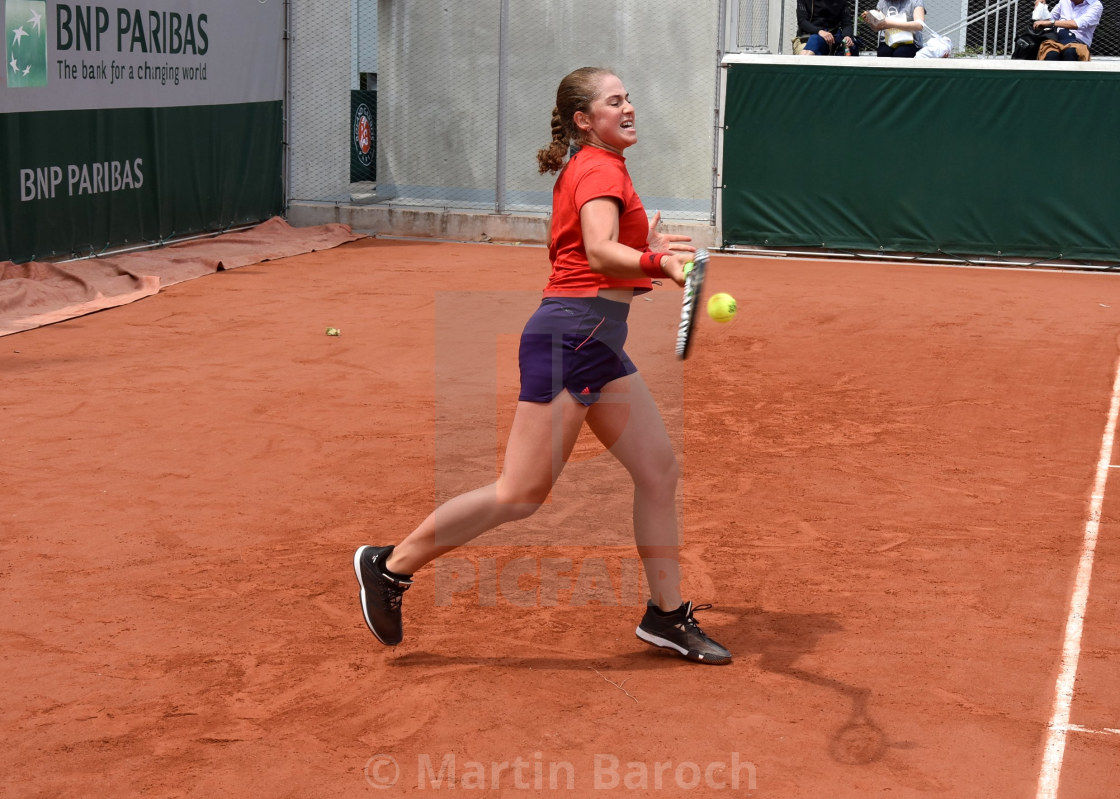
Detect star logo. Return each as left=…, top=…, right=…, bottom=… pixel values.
left=5, top=0, right=47, bottom=88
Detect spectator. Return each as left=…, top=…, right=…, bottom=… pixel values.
left=795, top=0, right=860, bottom=56
left=862, top=0, right=926, bottom=58
left=1034, top=0, right=1102, bottom=61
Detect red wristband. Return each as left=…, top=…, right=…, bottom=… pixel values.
left=640, top=251, right=666, bottom=278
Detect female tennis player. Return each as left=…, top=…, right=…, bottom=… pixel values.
left=354, top=67, right=731, bottom=665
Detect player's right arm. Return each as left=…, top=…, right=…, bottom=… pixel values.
left=581, top=198, right=690, bottom=286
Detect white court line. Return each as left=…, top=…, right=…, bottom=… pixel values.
left=1036, top=355, right=1120, bottom=799
left=1065, top=724, right=1120, bottom=737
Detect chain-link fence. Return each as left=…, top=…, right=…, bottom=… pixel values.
left=737, top=0, right=1120, bottom=57
left=954, top=0, right=1120, bottom=57
left=288, top=0, right=1116, bottom=229
left=289, top=0, right=723, bottom=224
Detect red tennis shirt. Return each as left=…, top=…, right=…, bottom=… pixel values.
left=543, top=146, right=653, bottom=297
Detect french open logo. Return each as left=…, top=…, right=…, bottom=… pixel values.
left=352, top=102, right=373, bottom=168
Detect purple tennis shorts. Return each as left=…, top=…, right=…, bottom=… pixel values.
left=519, top=296, right=638, bottom=406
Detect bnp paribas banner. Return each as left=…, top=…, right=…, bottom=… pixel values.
left=1, top=0, right=284, bottom=263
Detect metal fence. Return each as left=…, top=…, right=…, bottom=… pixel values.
left=287, top=0, right=1116, bottom=228
left=898, top=0, right=1116, bottom=58
left=288, top=0, right=723, bottom=223
left=738, top=0, right=1119, bottom=57
left=955, top=0, right=1120, bottom=57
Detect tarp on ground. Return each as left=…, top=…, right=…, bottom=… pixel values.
left=0, top=217, right=365, bottom=336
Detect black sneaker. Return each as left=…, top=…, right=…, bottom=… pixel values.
left=353, top=545, right=412, bottom=645
left=635, top=601, right=732, bottom=665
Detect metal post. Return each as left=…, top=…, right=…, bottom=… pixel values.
left=495, top=0, right=509, bottom=214
left=776, top=0, right=785, bottom=54
left=1006, top=0, right=1019, bottom=55
left=993, top=0, right=1002, bottom=54
left=983, top=0, right=991, bottom=54
left=283, top=0, right=291, bottom=210
left=714, top=0, right=729, bottom=227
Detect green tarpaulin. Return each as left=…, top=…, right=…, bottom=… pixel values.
left=722, top=57, right=1120, bottom=263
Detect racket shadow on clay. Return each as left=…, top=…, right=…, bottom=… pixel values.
left=734, top=607, right=911, bottom=766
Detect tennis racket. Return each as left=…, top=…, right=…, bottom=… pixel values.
left=675, top=247, right=709, bottom=359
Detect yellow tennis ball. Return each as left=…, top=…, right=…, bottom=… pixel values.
left=707, top=293, right=737, bottom=323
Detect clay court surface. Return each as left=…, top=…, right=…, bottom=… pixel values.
left=3, top=233, right=1120, bottom=797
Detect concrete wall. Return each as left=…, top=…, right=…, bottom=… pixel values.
left=286, top=202, right=722, bottom=250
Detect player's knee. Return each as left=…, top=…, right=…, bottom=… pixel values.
left=494, top=481, right=549, bottom=521
left=634, top=451, right=680, bottom=495
left=503, top=501, right=542, bottom=523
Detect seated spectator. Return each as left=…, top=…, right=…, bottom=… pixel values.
left=796, top=0, right=860, bottom=56
left=862, top=0, right=926, bottom=58
left=1034, top=0, right=1102, bottom=61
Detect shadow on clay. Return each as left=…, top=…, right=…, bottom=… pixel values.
left=733, top=606, right=915, bottom=765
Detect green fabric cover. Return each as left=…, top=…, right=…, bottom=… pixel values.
left=722, top=61, right=1120, bottom=262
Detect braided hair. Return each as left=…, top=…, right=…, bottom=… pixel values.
left=536, top=67, right=613, bottom=175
